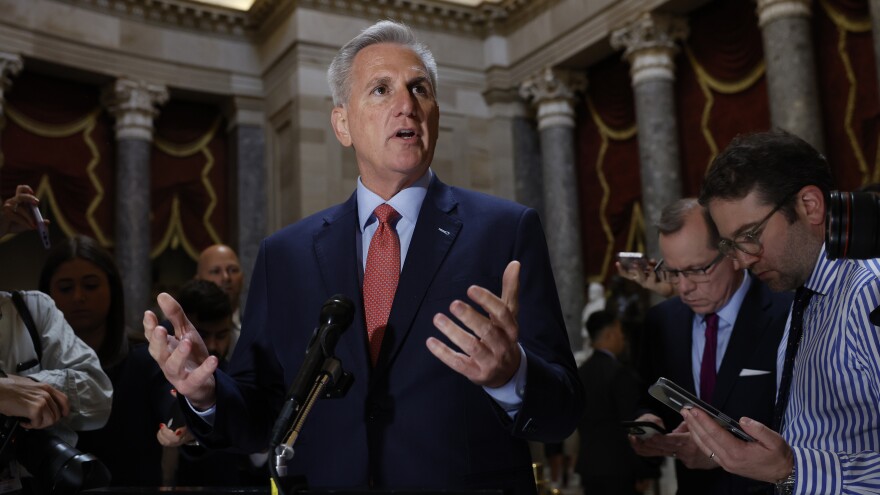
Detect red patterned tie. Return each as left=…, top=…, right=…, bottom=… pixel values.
left=363, top=204, right=401, bottom=365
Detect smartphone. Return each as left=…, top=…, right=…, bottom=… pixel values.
left=648, top=377, right=756, bottom=442
left=620, top=420, right=666, bottom=439
left=617, top=251, right=648, bottom=271
left=31, top=205, right=50, bottom=249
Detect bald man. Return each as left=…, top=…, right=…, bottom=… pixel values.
left=195, top=244, right=243, bottom=357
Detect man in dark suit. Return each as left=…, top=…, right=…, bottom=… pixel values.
left=143, top=20, right=583, bottom=495
left=630, top=198, right=791, bottom=495
left=576, top=310, right=656, bottom=495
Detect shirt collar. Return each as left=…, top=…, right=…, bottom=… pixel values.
left=804, top=243, right=840, bottom=297
left=357, top=169, right=432, bottom=231
left=714, top=270, right=753, bottom=326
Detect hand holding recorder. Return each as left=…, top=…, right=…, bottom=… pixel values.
left=0, top=185, right=50, bottom=247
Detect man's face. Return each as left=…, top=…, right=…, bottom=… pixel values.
left=193, top=317, right=232, bottom=359
left=708, top=190, right=817, bottom=292
left=331, top=43, right=439, bottom=197
left=658, top=212, right=742, bottom=315
left=196, top=246, right=243, bottom=308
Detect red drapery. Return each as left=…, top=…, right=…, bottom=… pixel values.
left=0, top=72, right=228, bottom=261
left=815, top=0, right=880, bottom=190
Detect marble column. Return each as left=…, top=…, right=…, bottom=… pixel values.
left=225, top=96, right=267, bottom=311
left=611, top=13, right=688, bottom=260
left=512, top=115, right=544, bottom=218
left=520, top=68, right=587, bottom=349
left=483, top=87, right=543, bottom=215
left=0, top=52, right=22, bottom=176
left=103, top=78, right=168, bottom=330
left=756, top=0, right=824, bottom=150
left=0, top=52, right=23, bottom=119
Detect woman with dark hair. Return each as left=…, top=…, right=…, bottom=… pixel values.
left=39, top=235, right=173, bottom=486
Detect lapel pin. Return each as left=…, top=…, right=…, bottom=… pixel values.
left=437, top=228, right=450, bottom=236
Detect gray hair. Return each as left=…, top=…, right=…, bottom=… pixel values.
left=327, top=20, right=438, bottom=107
left=657, top=197, right=720, bottom=249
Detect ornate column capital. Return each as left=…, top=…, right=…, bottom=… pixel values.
left=756, top=0, right=811, bottom=27
left=611, top=13, right=689, bottom=86
left=519, top=67, right=587, bottom=130
left=103, top=77, right=169, bottom=141
left=0, top=52, right=23, bottom=118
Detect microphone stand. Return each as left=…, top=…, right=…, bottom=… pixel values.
left=269, top=356, right=352, bottom=495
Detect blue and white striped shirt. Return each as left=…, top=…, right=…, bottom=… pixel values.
left=780, top=244, right=880, bottom=494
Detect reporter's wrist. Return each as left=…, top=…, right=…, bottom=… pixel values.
left=773, top=450, right=796, bottom=493
left=189, top=398, right=216, bottom=412
left=774, top=465, right=795, bottom=494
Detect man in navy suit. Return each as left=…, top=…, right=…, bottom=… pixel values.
left=576, top=310, right=657, bottom=495
left=144, top=20, right=583, bottom=495
left=630, top=198, right=791, bottom=495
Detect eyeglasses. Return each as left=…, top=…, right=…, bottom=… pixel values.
left=717, top=192, right=796, bottom=259
left=655, top=252, right=725, bottom=283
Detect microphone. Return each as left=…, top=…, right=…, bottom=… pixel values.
left=270, top=294, right=355, bottom=446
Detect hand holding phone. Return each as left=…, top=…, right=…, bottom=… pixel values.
left=620, top=420, right=666, bottom=439
left=31, top=205, right=50, bottom=249
left=617, top=252, right=648, bottom=272
left=648, top=377, right=756, bottom=442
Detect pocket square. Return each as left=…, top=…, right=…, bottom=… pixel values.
left=739, top=368, right=771, bottom=377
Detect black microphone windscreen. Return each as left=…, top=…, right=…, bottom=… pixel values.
left=320, top=294, right=355, bottom=330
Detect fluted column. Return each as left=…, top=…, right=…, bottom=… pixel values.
left=103, top=78, right=168, bottom=329
left=756, top=0, right=824, bottom=150
left=520, top=68, right=587, bottom=349
left=0, top=52, right=23, bottom=119
left=224, top=96, right=267, bottom=311
left=611, top=13, right=688, bottom=260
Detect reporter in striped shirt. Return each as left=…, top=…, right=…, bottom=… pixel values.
left=683, top=129, right=880, bottom=495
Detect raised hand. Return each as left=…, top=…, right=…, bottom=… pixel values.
left=427, top=260, right=522, bottom=388
left=144, top=293, right=219, bottom=410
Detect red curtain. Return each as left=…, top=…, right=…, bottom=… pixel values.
left=0, top=71, right=228, bottom=260
left=675, top=0, right=770, bottom=197
left=576, top=55, right=641, bottom=282
left=151, top=100, right=229, bottom=260
left=815, top=0, right=880, bottom=190
left=576, top=0, right=771, bottom=283
left=1, top=72, right=116, bottom=246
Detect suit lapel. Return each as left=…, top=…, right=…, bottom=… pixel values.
left=713, top=281, right=768, bottom=408
left=375, top=178, right=461, bottom=371
left=313, top=193, right=370, bottom=376
left=669, top=302, right=697, bottom=393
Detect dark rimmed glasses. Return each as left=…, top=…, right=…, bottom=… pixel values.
left=654, top=252, right=725, bottom=283
left=717, top=192, right=796, bottom=259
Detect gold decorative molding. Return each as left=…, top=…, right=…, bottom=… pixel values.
left=683, top=45, right=765, bottom=170
left=817, top=0, right=873, bottom=184
left=585, top=95, right=637, bottom=282
left=4, top=105, right=112, bottom=246
left=152, top=116, right=224, bottom=259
